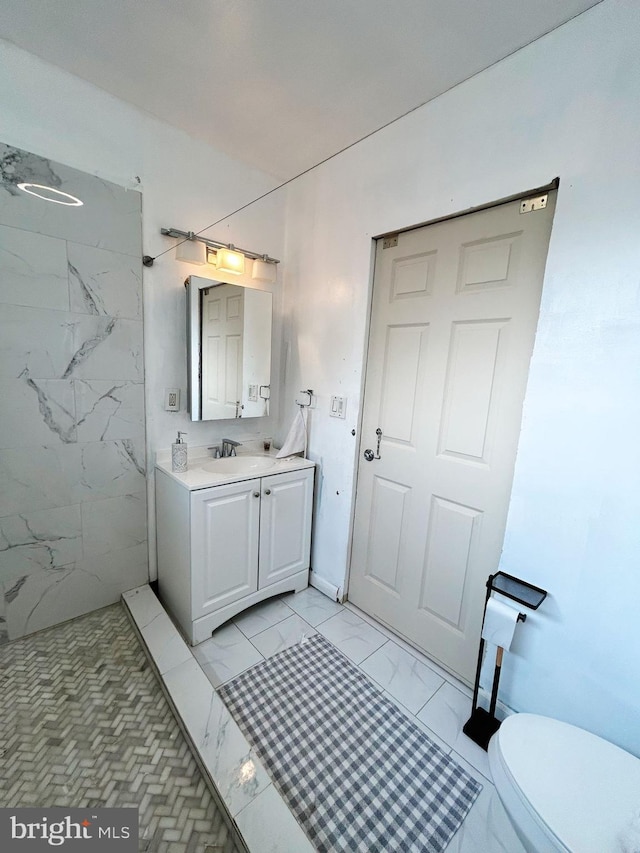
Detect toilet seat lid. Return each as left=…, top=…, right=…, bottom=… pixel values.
left=496, top=714, right=640, bottom=852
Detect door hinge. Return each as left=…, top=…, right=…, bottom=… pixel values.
left=520, top=194, right=548, bottom=214
left=382, top=234, right=398, bottom=249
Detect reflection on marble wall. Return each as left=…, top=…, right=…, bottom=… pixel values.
left=0, top=142, right=147, bottom=642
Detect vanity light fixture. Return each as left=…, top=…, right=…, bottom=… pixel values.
left=175, top=232, right=206, bottom=265
left=17, top=183, right=83, bottom=207
left=252, top=256, right=277, bottom=283
left=205, top=247, right=247, bottom=274
left=155, top=227, right=279, bottom=275
left=215, top=245, right=245, bottom=275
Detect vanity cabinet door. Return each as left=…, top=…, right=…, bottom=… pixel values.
left=258, top=468, right=314, bottom=588
left=191, top=479, right=260, bottom=619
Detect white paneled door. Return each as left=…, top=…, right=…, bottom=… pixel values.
left=349, top=194, right=556, bottom=684
left=202, top=284, right=243, bottom=419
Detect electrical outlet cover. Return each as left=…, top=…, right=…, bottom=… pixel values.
left=165, top=388, right=180, bottom=411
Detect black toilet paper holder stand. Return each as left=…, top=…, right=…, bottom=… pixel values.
left=462, top=571, right=548, bottom=751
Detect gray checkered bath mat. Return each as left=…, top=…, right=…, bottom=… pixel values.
left=218, top=634, right=481, bottom=852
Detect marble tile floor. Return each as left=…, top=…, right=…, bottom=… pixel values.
left=0, top=603, right=244, bottom=853
left=191, top=586, right=526, bottom=853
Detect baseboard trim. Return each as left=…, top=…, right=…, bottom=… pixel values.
left=309, top=571, right=341, bottom=602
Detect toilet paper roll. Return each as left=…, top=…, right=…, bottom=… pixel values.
left=481, top=597, right=521, bottom=650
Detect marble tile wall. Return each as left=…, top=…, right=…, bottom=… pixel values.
left=0, top=143, right=147, bottom=642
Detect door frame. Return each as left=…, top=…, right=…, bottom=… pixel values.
left=344, top=179, right=560, bottom=620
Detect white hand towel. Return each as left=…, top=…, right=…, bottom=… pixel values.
left=276, top=408, right=308, bottom=458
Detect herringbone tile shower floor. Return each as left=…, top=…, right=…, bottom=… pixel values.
left=0, top=603, right=243, bottom=853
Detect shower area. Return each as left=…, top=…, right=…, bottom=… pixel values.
left=0, top=142, right=146, bottom=638
left=0, top=143, right=241, bottom=851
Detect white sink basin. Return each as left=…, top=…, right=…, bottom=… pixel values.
left=199, top=455, right=278, bottom=476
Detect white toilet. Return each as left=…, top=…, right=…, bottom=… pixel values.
left=488, top=713, right=640, bottom=852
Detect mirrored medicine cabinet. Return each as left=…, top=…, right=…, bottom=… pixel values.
left=186, top=275, right=272, bottom=421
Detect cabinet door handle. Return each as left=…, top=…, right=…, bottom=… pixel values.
left=264, top=489, right=271, bottom=496
left=253, top=491, right=260, bottom=498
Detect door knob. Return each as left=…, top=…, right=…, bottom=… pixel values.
left=364, top=427, right=383, bottom=462
left=253, top=492, right=260, bottom=498
left=264, top=489, right=271, bottom=496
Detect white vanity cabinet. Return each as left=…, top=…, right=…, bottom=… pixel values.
left=156, top=463, right=314, bottom=645
left=190, top=479, right=261, bottom=619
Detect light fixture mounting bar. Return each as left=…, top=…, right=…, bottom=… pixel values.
left=160, top=228, right=279, bottom=264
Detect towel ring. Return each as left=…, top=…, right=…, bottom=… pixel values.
left=296, top=389, right=313, bottom=408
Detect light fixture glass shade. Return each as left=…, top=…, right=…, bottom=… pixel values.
left=175, top=239, right=206, bottom=265
left=216, top=247, right=245, bottom=275
left=251, top=258, right=277, bottom=283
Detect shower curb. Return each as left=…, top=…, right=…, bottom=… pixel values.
left=122, top=584, right=314, bottom=853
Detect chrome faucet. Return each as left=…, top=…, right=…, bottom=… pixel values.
left=221, top=438, right=242, bottom=457
left=207, top=445, right=221, bottom=459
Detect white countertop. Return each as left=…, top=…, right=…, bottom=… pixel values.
left=155, top=441, right=315, bottom=490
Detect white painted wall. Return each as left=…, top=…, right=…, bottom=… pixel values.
left=2, top=0, right=638, bottom=755
left=281, top=0, right=640, bottom=754
left=0, top=39, right=286, bottom=580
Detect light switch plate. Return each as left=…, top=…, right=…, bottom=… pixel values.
left=330, top=396, right=347, bottom=419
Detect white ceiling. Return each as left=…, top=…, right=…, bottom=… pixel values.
left=1, top=0, right=602, bottom=179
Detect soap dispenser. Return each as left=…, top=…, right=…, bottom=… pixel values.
left=172, top=431, right=188, bottom=473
